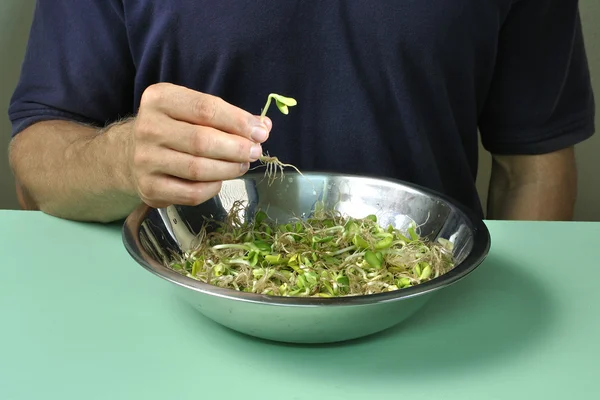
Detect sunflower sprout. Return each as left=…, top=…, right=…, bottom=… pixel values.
left=166, top=201, right=456, bottom=297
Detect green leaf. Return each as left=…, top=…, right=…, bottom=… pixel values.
left=261, top=93, right=297, bottom=119
left=296, top=274, right=307, bottom=289
left=279, top=283, right=290, bottom=296
left=254, top=210, right=268, bottom=225
left=413, top=263, right=422, bottom=277
left=398, top=277, right=412, bottom=288
left=248, top=251, right=259, bottom=267
left=280, top=270, right=293, bottom=280
left=323, top=219, right=335, bottom=228
left=365, top=250, right=383, bottom=269
left=275, top=101, right=289, bottom=115
left=265, top=254, right=283, bottom=264
left=172, top=263, right=183, bottom=271
left=419, top=262, right=432, bottom=280
left=302, top=256, right=313, bottom=267
left=271, top=94, right=297, bottom=106
left=252, top=240, right=271, bottom=253
left=374, top=234, right=394, bottom=250
left=312, top=236, right=334, bottom=244
left=287, top=254, right=299, bottom=266
left=322, top=281, right=335, bottom=295
left=191, top=258, right=203, bottom=276
left=305, top=271, right=319, bottom=286
left=252, top=268, right=265, bottom=279
left=344, top=221, right=359, bottom=234
left=213, top=264, right=226, bottom=277
left=408, top=225, right=420, bottom=241
left=336, top=275, right=350, bottom=287
left=259, top=223, right=272, bottom=235
left=322, top=256, right=337, bottom=264
left=365, top=214, right=378, bottom=223
left=352, top=234, right=370, bottom=249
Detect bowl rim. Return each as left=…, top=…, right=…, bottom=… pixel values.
left=122, top=171, right=491, bottom=307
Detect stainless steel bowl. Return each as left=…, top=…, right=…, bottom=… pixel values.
left=122, top=172, right=491, bottom=344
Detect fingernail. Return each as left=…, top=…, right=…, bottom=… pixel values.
left=250, top=144, right=262, bottom=161
left=251, top=125, right=268, bottom=142
left=263, top=117, right=273, bottom=131
left=240, top=162, right=250, bottom=173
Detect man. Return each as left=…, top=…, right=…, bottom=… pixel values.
left=7, top=0, right=595, bottom=223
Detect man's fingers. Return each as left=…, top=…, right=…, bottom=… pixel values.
left=158, top=118, right=263, bottom=163
left=147, top=148, right=250, bottom=183
left=137, top=175, right=223, bottom=208
left=140, top=83, right=271, bottom=143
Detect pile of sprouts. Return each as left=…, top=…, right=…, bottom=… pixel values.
left=169, top=202, right=455, bottom=297
left=166, top=93, right=457, bottom=297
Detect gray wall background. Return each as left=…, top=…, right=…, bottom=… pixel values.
left=1, top=1, right=599, bottom=220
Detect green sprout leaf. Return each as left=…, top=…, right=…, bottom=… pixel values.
left=352, top=234, right=370, bottom=250
left=398, top=277, right=412, bottom=288
left=191, top=259, right=202, bottom=276
left=264, top=254, right=283, bottom=265
left=413, top=263, right=422, bottom=277
left=254, top=210, right=268, bottom=225
left=302, top=256, right=313, bottom=268
left=172, top=263, right=183, bottom=271
left=260, top=93, right=297, bottom=119
left=276, top=100, right=289, bottom=114
left=312, top=236, right=334, bottom=244
left=345, top=220, right=359, bottom=234
left=271, top=94, right=297, bottom=107
left=419, top=262, right=432, bottom=280
left=336, top=275, right=350, bottom=287
left=365, top=214, right=378, bottom=223
left=374, top=234, right=394, bottom=250
left=253, top=268, right=265, bottom=279
left=296, top=274, right=307, bottom=289
left=213, top=263, right=226, bottom=277
left=305, top=271, right=319, bottom=286
left=365, top=250, right=383, bottom=269
left=322, top=281, right=335, bottom=296
left=251, top=240, right=271, bottom=253
left=247, top=251, right=259, bottom=267
left=408, top=224, right=420, bottom=241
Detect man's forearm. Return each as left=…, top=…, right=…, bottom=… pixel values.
left=9, top=119, right=141, bottom=223
left=486, top=147, right=577, bottom=221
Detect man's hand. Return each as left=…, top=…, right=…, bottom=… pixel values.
left=9, top=83, right=272, bottom=222
left=486, top=147, right=577, bottom=221
left=129, top=83, right=271, bottom=208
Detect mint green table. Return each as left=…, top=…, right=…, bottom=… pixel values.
left=1, top=210, right=599, bottom=400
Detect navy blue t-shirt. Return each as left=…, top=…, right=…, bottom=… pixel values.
left=8, top=0, right=596, bottom=216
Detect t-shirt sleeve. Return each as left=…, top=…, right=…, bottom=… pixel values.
left=478, top=0, right=595, bottom=155
left=8, top=0, right=135, bottom=137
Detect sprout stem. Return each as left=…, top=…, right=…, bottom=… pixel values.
left=260, top=96, right=273, bottom=121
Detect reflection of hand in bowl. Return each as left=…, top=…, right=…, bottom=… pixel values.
left=122, top=172, right=491, bottom=344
